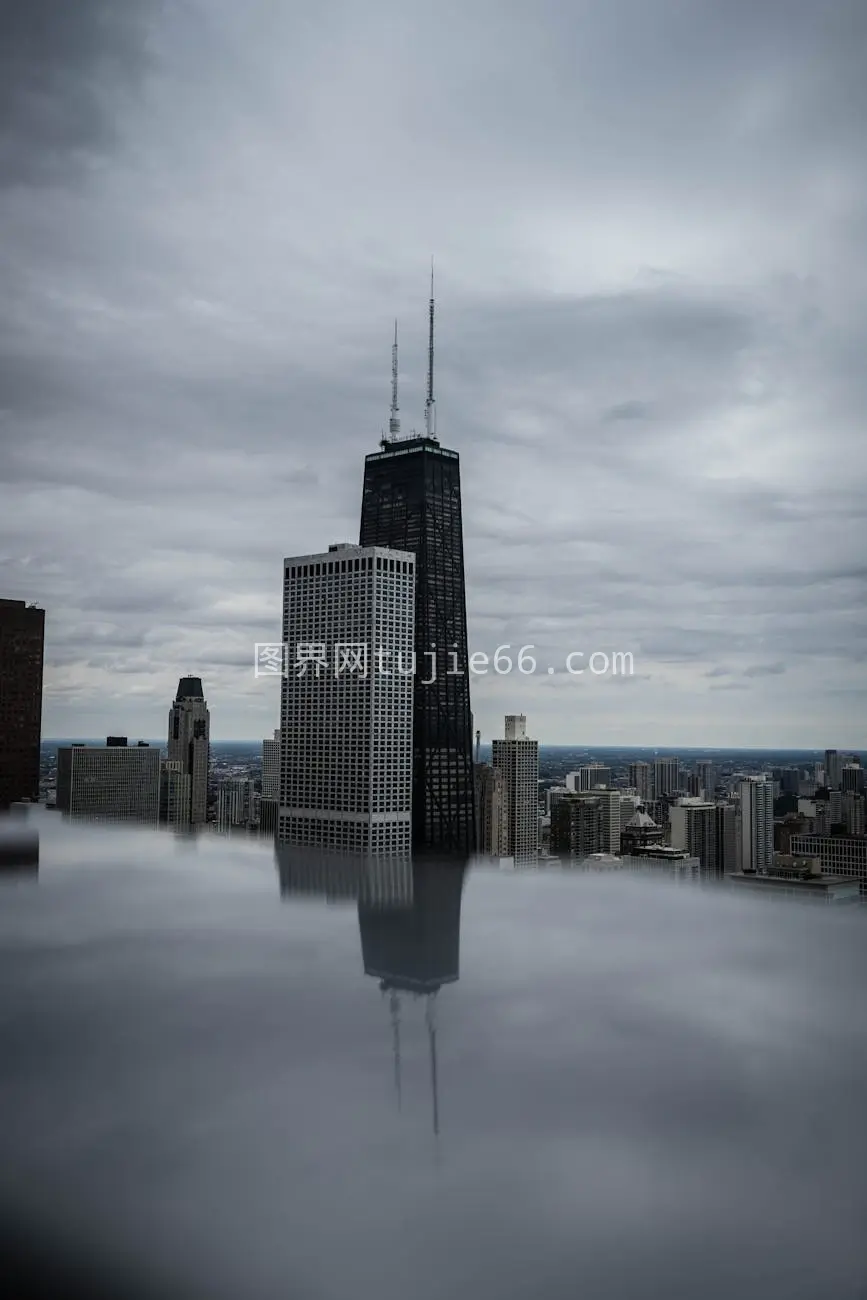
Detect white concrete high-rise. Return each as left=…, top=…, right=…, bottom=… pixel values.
left=279, top=543, right=415, bottom=855
left=168, top=677, right=210, bottom=824
left=738, top=778, right=774, bottom=874
left=493, top=714, right=539, bottom=864
left=262, top=729, right=280, bottom=800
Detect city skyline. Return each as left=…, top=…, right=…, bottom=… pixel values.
left=2, top=1, right=866, bottom=747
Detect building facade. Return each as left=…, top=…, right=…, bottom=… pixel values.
left=359, top=435, right=474, bottom=855
left=159, top=759, right=191, bottom=827
left=789, top=834, right=867, bottom=896
left=56, top=740, right=160, bottom=824
left=670, top=799, right=717, bottom=875
left=714, top=802, right=737, bottom=875
left=0, top=599, right=45, bottom=809
left=167, top=676, right=210, bottom=824
left=628, top=761, right=652, bottom=802
left=551, top=795, right=603, bottom=858
left=474, top=762, right=504, bottom=857
left=279, top=543, right=414, bottom=855
left=653, top=757, right=680, bottom=800
left=738, top=777, right=774, bottom=874
left=492, top=715, right=539, bottom=865
left=262, top=729, right=280, bottom=801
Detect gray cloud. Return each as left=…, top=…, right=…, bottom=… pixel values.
left=0, top=0, right=866, bottom=742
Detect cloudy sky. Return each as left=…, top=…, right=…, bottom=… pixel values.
left=1, top=0, right=865, bottom=745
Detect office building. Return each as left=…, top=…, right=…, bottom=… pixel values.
left=280, top=543, right=414, bottom=855
left=842, top=763, right=864, bottom=795
left=474, top=762, right=504, bottom=857
left=696, top=759, right=716, bottom=800
left=0, top=599, right=45, bottom=809
left=670, top=799, right=717, bottom=875
left=824, top=750, right=843, bottom=791
left=551, top=794, right=603, bottom=858
left=167, top=676, right=210, bottom=824
left=789, top=834, right=867, bottom=897
left=56, top=740, right=160, bottom=824
left=217, top=778, right=255, bottom=831
left=738, top=778, right=774, bottom=874
left=620, top=805, right=664, bottom=854
left=358, top=288, right=474, bottom=854
left=160, top=760, right=191, bottom=828
left=842, top=792, right=865, bottom=837
left=258, top=798, right=278, bottom=836
left=628, top=761, right=652, bottom=802
left=653, top=757, right=680, bottom=799
left=492, top=714, right=539, bottom=865
left=569, top=786, right=620, bottom=853
left=262, top=729, right=280, bottom=800
left=728, top=857, right=859, bottom=904
left=714, top=803, right=737, bottom=875
left=566, top=764, right=612, bottom=793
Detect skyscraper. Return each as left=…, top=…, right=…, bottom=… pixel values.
left=696, top=759, right=716, bottom=800
left=628, top=761, right=652, bottom=802
left=262, top=729, right=280, bottom=800
left=670, top=799, right=717, bottom=875
left=492, top=714, right=539, bottom=864
left=56, top=740, right=160, bottom=824
left=167, top=677, right=210, bottom=825
left=551, top=795, right=603, bottom=858
left=653, top=756, right=680, bottom=799
left=566, top=764, right=612, bottom=793
left=279, top=543, right=414, bottom=855
left=714, top=803, right=737, bottom=875
left=159, top=760, right=191, bottom=828
left=474, top=762, right=504, bottom=857
left=358, top=282, right=474, bottom=855
left=738, top=777, right=773, bottom=874
left=0, top=599, right=45, bottom=809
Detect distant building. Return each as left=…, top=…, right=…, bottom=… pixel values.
left=653, top=757, right=680, bottom=800
left=842, top=792, right=865, bottom=837
left=620, top=805, right=663, bottom=855
left=728, top=855, right=859, bottom=904
left=714, top=803, right=737, bottom=875
left=551, top=794, right=602, bottom=858
left=738, top=778, right=773, bottom=874
left=56, top=739, right=159, bottom=824
left=474, top=762, right=504, bottom=857
left=160, top=760, right=191, bottom=828
left=0, top=599, right=45, bottom=809
left=789, top=834, right=867, bottom=897
left=824, top=750, right=843, bottom=791
left=628, top=761, right=652, bottom=802
left=167, top=677, right=210, bottom=825
left=566, top=764, right=611, bottom=793
left=670, top=799, right=717, bottom=875
left=262, top=729, right=280, bottom=801
left=842, top=763, right=864, bottom=796
left=280, top=544, right=414, bottom=855
left=696, top=759, right=716, bottom=799
left=492, top=715, right=539, bottom=865
left=217, top=778, right=255, bottom=831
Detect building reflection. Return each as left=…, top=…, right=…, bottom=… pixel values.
left=358, top=860, right=466, bottom=1135
left=275, top=846, right=466, bottom=1136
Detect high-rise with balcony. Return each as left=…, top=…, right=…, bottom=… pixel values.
left=358, top=284, right=474, bottom=855
left=738, top=777, right=774, bottom=874
left=0, top=599, right=45, bottom=809
left=168, top=677, right=210, bottom=824
left=492, top=715, right=539, bottom=865
left=280, top=543, right=415, bottom=855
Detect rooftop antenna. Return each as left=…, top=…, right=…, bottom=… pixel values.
left=389, top=319, right=400, bottom=440
left=475, top=729, right=481, bottom=764
left=424, top=257, right=437, bottom=440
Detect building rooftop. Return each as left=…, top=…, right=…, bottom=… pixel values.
left=0, top=809, right=865, bottom=1296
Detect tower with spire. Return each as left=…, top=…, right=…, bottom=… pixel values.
left=360, top=266, right=475, bottom=854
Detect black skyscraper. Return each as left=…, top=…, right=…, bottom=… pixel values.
left=359, top=286, right=475, bottom=854
left=0, top=599, right=45, bottom=809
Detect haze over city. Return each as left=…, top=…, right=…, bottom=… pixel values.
left=2, top=0, right=866, bottom=744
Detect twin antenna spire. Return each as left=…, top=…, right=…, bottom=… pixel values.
left=385, top=260, right=437, bottom=444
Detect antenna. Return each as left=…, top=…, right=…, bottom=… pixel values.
left=424, top=258, right=437, bottom=440
left=475, top=730, right=481, bottom=764
left=389, top=319, right=400, bottom=439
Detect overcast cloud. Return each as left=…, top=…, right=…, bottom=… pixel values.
left=1, top=0, right=866, bottom=744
